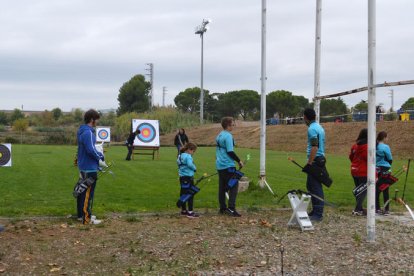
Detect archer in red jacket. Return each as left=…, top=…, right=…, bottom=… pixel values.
left=349, top=128, right=368, bottom=216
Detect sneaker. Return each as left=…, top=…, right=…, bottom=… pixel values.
left=352, top=210, right=365, bottom=216
left=91, top=215, right=97, bottom=220
left=77, top=217, right=83, bottom=222
left=180, top=210, right=189, bottom=216
left=186, top=212, right=200, bottom=219
left=90, top=218, right=102, bottom=225
left=309, top=215, right=323, bottom=222
left=225, top=208, right=241, bottom=217
left=383, top=210, right=390, bottom=216
left=376, top=209, right=383, bottom=215
left=219, top=208, right=227, bottom=214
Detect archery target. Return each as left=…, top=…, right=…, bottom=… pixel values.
left=0, top=144, right=12, bottom=167
left=96, top=127, right=111, bottom=142
left=132, top=119, right=160, bottom=147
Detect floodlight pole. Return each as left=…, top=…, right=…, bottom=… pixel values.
left=314, top=0, right=322, bottom=123
left=258, top=0, right=275, bottom=196
left=367, top=0, right=377, bottom=243
left=195, top=19, right=211, bottom=124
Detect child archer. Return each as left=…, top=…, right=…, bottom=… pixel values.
left=177, top=142, right=199, bottom=218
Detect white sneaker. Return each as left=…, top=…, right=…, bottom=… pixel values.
left=90, top=218, right=102, bottom=225
left=91, top=215, right=96, bottom=220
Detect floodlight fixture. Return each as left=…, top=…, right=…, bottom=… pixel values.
left=194, top=18, right=211, bottom=124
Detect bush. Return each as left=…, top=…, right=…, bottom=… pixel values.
left=0, top=125, right=6, bottom=132
left=34, top=127, right=65, bottom=132
left=43, top=133, right=74, bottom=145
left=4, top=137, right=19, bottom=144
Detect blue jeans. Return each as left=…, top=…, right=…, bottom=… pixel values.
left=307, top=173, right=324, bottom=218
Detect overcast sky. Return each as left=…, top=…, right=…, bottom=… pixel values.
left=0, top=0, right=413, bottom=112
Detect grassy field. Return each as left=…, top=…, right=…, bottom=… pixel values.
left=0, top=144, right=413, bottom=217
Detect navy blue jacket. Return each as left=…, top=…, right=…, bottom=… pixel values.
left=77, top=125, right=103, bottom=172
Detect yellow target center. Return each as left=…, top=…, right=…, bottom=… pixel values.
left=143, top=129, right=150, bottom=136
left=0, top=153, right=2, bottom=158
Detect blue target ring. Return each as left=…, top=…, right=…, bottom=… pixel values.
left=98, top=129, right=109, bottom=140
left=137, top=123, right=156, bottom=143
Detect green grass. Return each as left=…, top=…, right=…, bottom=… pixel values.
left=0, top=144, right=413, bottom=217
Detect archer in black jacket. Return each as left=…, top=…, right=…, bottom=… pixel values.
left=125, top=128, right=140, bottom=160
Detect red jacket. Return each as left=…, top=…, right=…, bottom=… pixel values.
left=349, top=142, right=368, bottom=177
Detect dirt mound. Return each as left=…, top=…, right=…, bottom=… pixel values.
left=161, top=121, right=414, bottom=158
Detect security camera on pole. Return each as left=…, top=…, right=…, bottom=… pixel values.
left=195, top=18, right=211, bottom=124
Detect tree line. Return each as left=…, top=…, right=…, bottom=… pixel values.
left=117, top=74, right=414, bottom=122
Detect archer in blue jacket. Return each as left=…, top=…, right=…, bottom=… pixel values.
left=76, top=109, right=104, bottom=225
left=177, top=142, right=199, bottom=218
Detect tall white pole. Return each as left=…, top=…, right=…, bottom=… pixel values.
left=259, top=0, right=267, bottom=180
left=162, top=86, right=167, bottom=107
left=389, top=89, right=394, bottom=112
left=200, top=33, right=204, bottom=124
left=367, top=0, right=377, bottom=242
left=314, top=0, right=322, bottom=123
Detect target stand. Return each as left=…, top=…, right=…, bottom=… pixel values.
left=132, top=146, right=159, bottom=160
left=131, top=119, right=160, bottom=160
left=287, top=192, right=314, bottom=231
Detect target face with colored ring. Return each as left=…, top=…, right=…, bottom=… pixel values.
left=0, top=144, right=12, bottom=167
left=98, top=129, right=109, bottom=140
left=96, top=127, right=111, bottom=142
left=137, top=123, right=157, bottom=143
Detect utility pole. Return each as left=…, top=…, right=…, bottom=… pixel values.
left=145, top=63, right=154, bottom=110
left=162, top=86, right=167, bottom=107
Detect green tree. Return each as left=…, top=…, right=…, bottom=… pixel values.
left=13, top=118, right=29, bottom=132
left=40, top=110, right=55, bottom=126
left=117, top=74, right=151, bottom=115
left=99, top=111, right=117, bottom=126
left=266, top=90, right=309, bottom=118
left=401, top=97, right=414, bottom=110
left=51, top=108, right=63, bottom=121
left=10, top=108, right=25, bottom=123
left=72, top=108, right=84, bottom=123
left=0, top=111, right=8, bottom=125
left=216, top=90, right=260, bottom=120
left=174, top=87, right=217, bottom=120
left=174, top=87, right=205, bottom=113
left=319, top=98, right=348, bottom=116
left=353, top=100, right=368, bottom=111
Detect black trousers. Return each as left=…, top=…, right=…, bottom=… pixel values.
left=179, top=176, right=194, bottom=211
left=77, top=171, right=97, bottom=224
left=376, top=167, right=390, bottom=211
left=126, top=144, right=133, bottom=160
left=353, top=176, right=367, bottom=212
left=218, top=168, right=238, bottom=210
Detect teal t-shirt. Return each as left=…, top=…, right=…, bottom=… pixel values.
left=177, top=152, right=196, bottom=177
left=215, top=130, right=236, bottom=170
left=376, top=142, right=392, bottom=168
left=307, top=121, right=325, bottom=158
